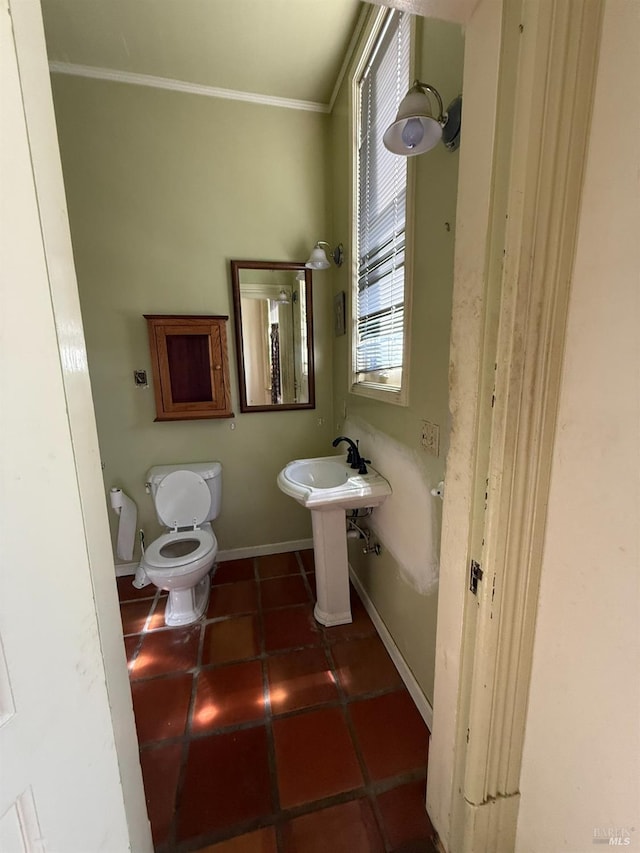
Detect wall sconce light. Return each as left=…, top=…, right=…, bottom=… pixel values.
left=275, top=288, right=298, bottom=304
left=305, top=241, right=344, bottom=270
left=383, top=81, right=462, bottom=156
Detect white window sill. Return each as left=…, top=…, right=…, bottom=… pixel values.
left=350, top=381, right=408, bottom=406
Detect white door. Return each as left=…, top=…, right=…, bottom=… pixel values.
left=0, top=2, right=151, bottom=849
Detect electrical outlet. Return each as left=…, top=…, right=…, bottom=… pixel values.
left=421, top=420, right=439, bottom=456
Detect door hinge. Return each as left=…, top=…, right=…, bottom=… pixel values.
left=470, top=559, right=483, bottom=595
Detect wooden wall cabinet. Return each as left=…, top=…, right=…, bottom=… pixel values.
left=144, top=315, right=234, bottom=421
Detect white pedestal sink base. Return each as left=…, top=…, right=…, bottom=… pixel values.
left=277, top=455, right=392, bottom=627
left=311, top=508, right=352, bottom=626
left=313, top=603, right=352, bottom=627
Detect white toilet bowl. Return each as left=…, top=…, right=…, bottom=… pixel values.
left=142, top=524, right=217, bottom=626
left=141, top=464, right=223, bottom=627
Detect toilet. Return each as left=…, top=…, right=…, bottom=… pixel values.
left=141, top=462, right=222, bottom=626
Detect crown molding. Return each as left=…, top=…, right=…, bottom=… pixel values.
left=48, top=61, right=330, bottom=114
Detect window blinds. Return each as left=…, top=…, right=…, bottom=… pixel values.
left=356, top=10, right=410, bottom=384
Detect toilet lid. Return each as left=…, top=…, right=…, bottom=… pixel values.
left=155, top=470, right=211, bottom=529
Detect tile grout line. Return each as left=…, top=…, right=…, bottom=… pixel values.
left=317, top=583, right=399, bottom=852
left=121, top=588, right=163, bottom=673
left=258, top=557, right=396, bottom=845
left=321, top=624, right=394, bottom=850
left=125, top=552, right=431, bottom=852
left=255, top=556, right=286, bottom=853
left=165, top=575, right=208, bottom=852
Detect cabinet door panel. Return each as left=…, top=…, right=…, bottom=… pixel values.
left=145, top=315, right=233, bottom=421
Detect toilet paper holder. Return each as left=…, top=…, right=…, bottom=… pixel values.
left=109, top=487, right=137, bottom=561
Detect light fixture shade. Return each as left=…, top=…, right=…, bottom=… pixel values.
left=383, top=88, right=443, bottom=156
left=305, top=244, right=331, bottom=269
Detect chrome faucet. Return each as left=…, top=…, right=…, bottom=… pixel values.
left=332, top=435, right=371, bottom=474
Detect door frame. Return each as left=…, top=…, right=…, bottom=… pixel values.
left=427, top=0, right=604, bottom=851
left=427, top=0, right=603, bottom=853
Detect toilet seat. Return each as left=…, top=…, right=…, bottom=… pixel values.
left=143, top=527, right=216, bottom=570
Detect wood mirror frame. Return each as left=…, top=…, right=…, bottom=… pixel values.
left=230, top=260, right=315, bottom=413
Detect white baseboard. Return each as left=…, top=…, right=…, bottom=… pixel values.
left=114, top=540, right=314, bottom=575
left=115, top=561, right=138, bottom=577
left=349, top=564, right=434, bottom=732
left=217, top=539, right=314, bottom=562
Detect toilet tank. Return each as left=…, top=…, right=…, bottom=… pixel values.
left=146, top=462, right=222, bottom=524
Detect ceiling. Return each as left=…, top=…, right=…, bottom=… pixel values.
left=41, top=0, right=366, bottom=107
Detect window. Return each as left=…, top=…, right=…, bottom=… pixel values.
left=353, top=9, right=412, bottom=403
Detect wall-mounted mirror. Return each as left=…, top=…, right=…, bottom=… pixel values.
left=230, top=260, right=315, bottom=413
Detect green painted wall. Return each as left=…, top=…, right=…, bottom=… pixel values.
left=51, top=11, right=463, bottom=705
left=329, top=15, right=465, bottom=703
left=51, top=76, right=335, bottom=558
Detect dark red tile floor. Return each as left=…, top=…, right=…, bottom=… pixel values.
left=118, top=550, right=438, bottom=853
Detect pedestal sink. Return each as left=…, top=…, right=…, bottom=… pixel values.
left=277, top=456, right=391, bottom=626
